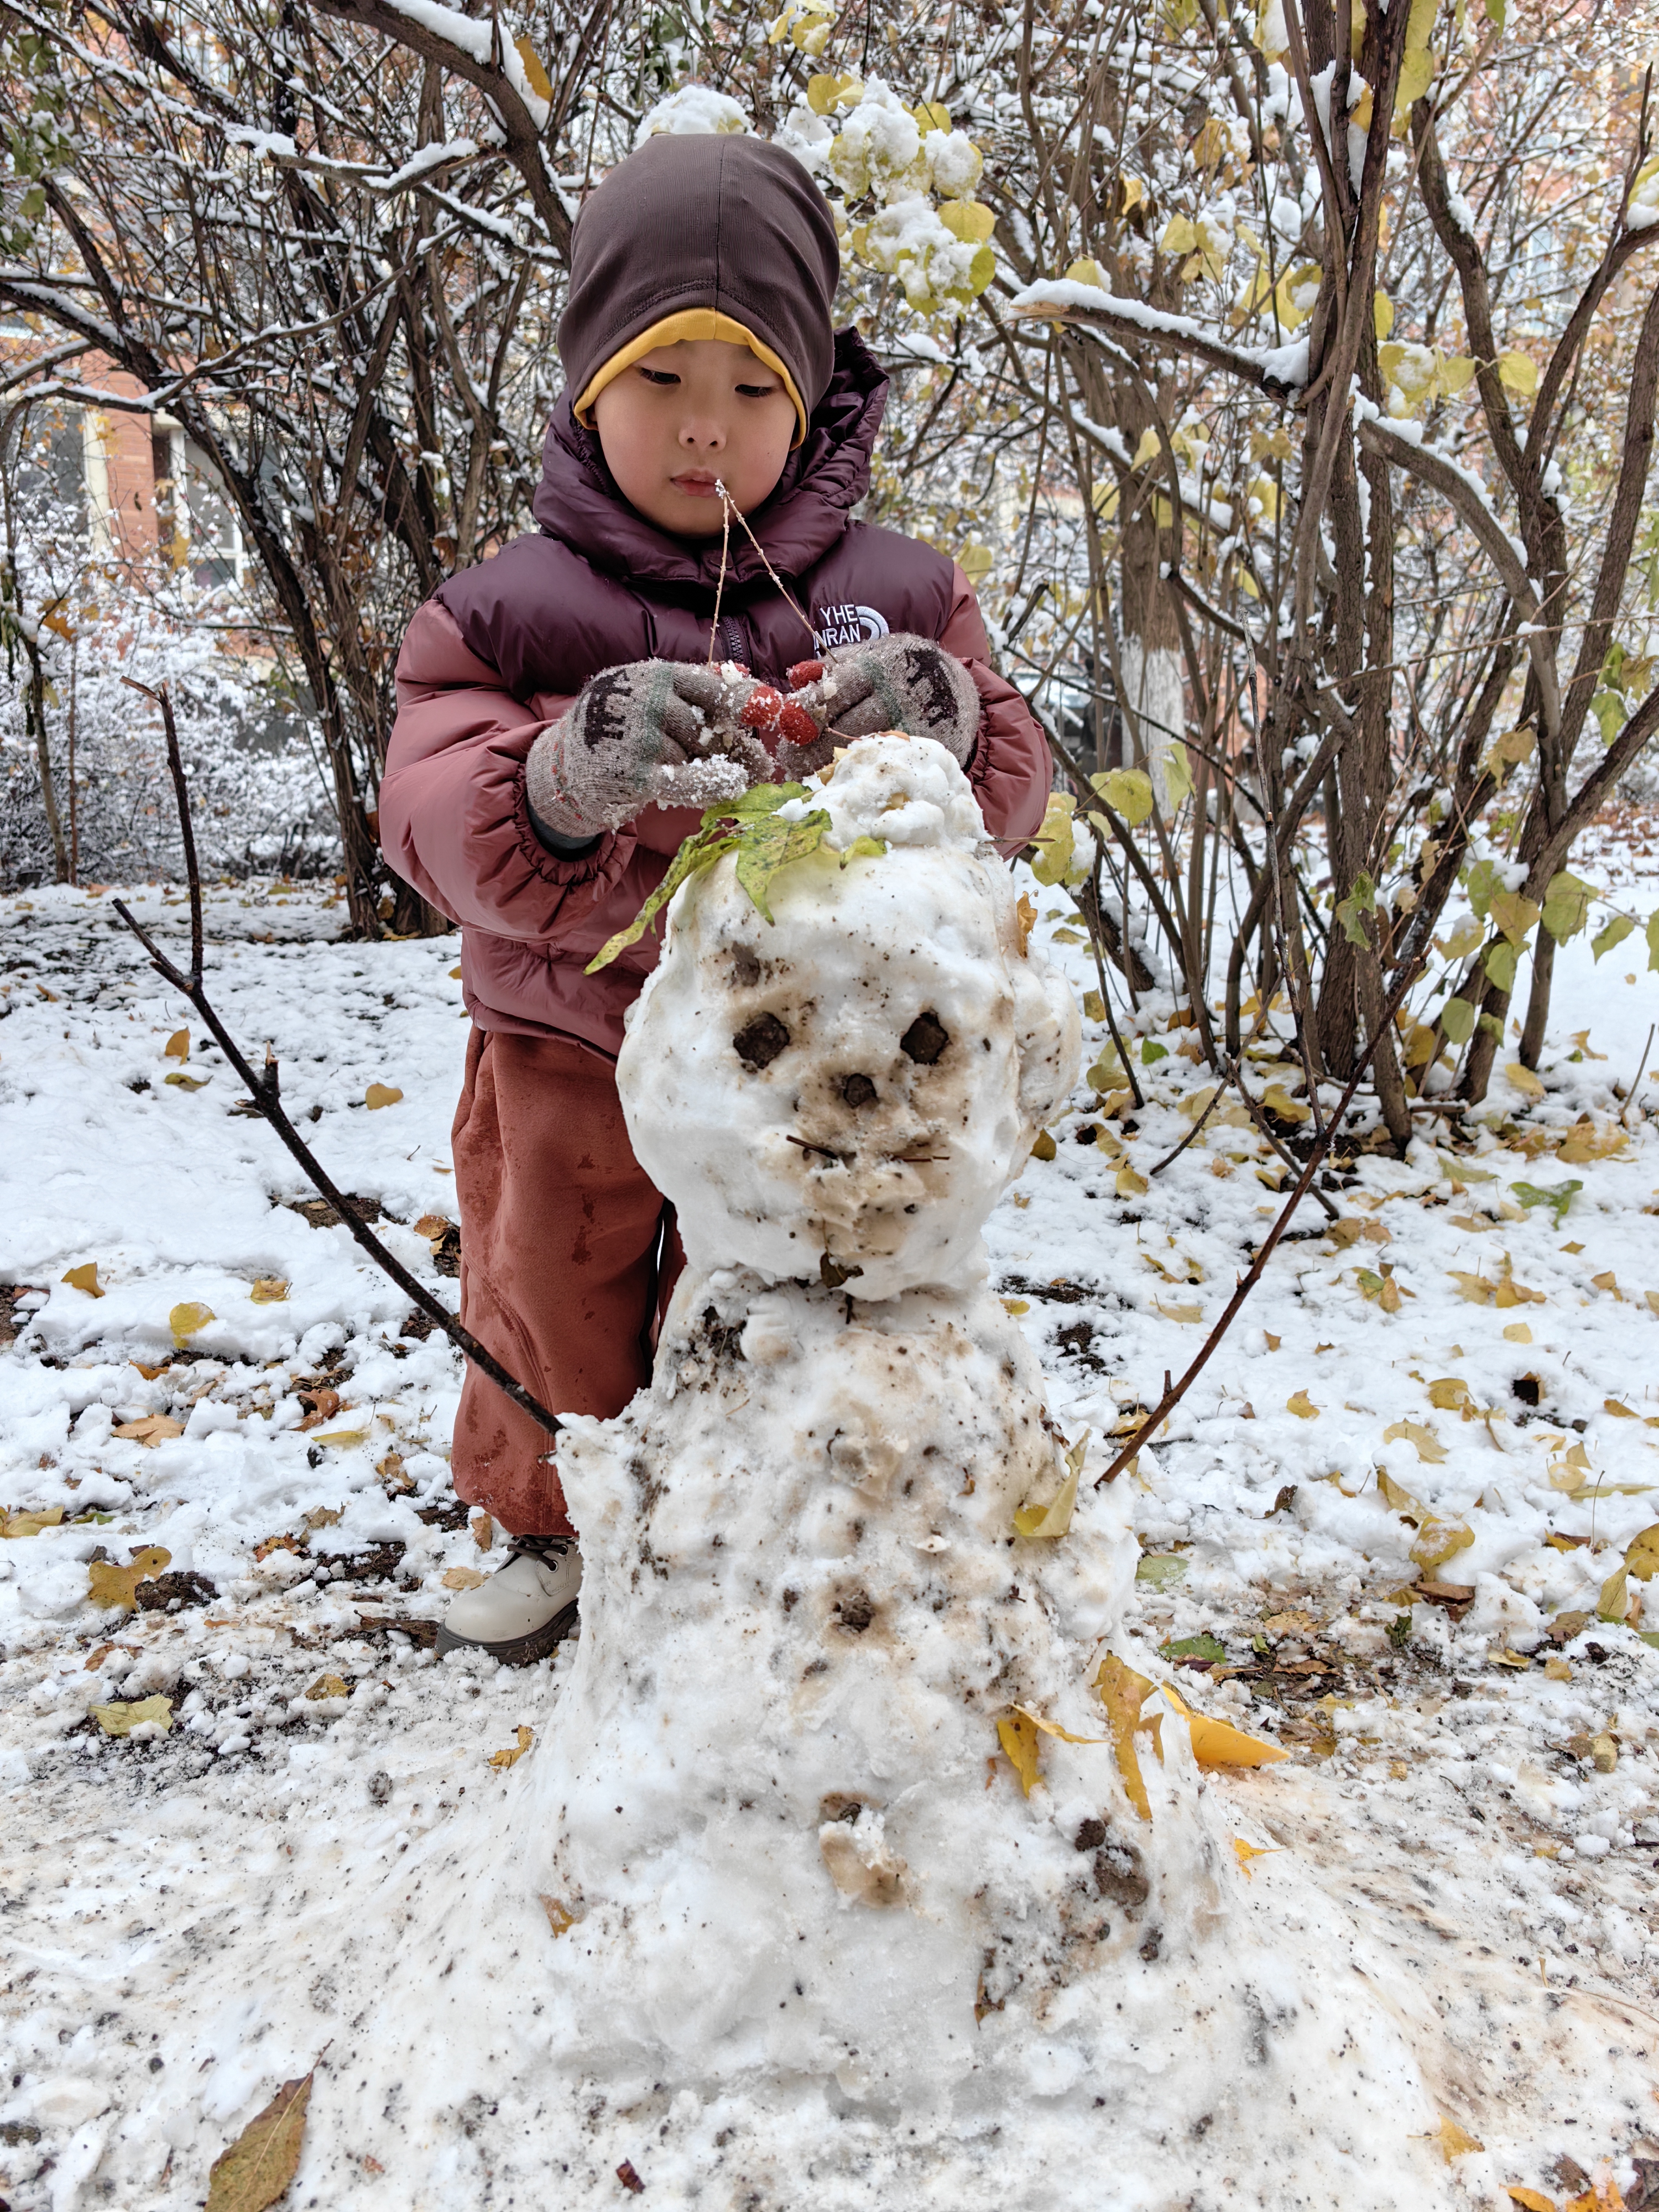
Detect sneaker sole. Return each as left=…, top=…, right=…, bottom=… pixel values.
left=435, top=1598, right=580, bottom=1668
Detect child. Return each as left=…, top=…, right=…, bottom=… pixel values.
left=382, top=129, right=1050, bottom=1663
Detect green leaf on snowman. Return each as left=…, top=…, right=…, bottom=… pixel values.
left=588, top=783, right=833, bottom=969
left=734, top=810, right=836, bottom=923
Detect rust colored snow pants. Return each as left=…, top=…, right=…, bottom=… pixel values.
left=449, top=1026, right=684, bottom=1538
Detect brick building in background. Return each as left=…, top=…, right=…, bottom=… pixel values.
left=1, top=320, right=245, bottom=590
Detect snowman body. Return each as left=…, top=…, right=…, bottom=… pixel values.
left=518, top=742, right=1445, bottom=2201
left=524, top=739, right=1204, bottom=2099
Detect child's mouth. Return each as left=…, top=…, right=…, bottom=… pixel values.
left=671, top=473, right=721, bottom=498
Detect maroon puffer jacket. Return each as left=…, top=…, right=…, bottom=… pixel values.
left=382, top=333, right=1050, bottom=1058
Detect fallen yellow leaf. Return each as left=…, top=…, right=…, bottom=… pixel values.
left=163, top=1028, right=190, bottom=1061
left=489, top=1725, right=534, bottom=1769
left=87, top=1546, right=171, bottom=1610
left=1001, top=1297, right=1031, bottom=1316
left=1156, top=1299, right=1203, bottom=1324
left=168, top=1300, right=216, bottom=1349
left=1503, top=2188, right=1556, bottom=2212
left=997, top=1711, right=1042, bottom=1796
left=90, top=1693, right=173, bottom=1737
left=205, top=2070, right=312, bottom=2212
left=1383, top=1418, right=1447, bottom=1464
left=1161, top=1682, right=1288, bottom=1770
left=1014, top=1432, right=1087, bottom=1538
left=1232, top=1837, right=1280, bottom=1877
left=305, top=1672, right=349, bottom=1700
left=1435, top=2114, right=1484, bottom=2161
left=1094, top=1654, right=1161, bottom=1822
left=1015, top=894, right=1037, bottom=956
left=250, top=1277, right=289, bottom=1304
left=1377, top=1470, right=1473, bottom=1571
left=364, top=1083, right=404, bottom=1109
left=1261, top=1083, right=1311, bottom=1123
left=61, top=1262, right=103, bottom=1298
left=441, top=1566, right=486, bottom=1591
left=1605, top=1399, right=1637, bottom=1418
left=1626, top=1524, right=1659, bottom=1581
left=164, top=1072, right=209, bottom=1090
left=1, top=1506, right=65, bottom=1537
left=1011, top=1704, right=1106, bottom=1745
left=111, top=1416, right=184, bottom=1446
left=1427, top=1377, right=1472, bottom=1412
left=540, top=1894, right=576, bottom=1935
left=1286, top=1390, right=1319, bottom=1419
left=1505, top=1063, right=1546, bottom=1100
left=1117, top=1165, right=1149, bottom=1197
left=306, top=1428, right=368, bottom=1448
left=1504, top=1322, right=1533, bottom=1343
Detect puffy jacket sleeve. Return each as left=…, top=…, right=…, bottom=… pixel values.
left=938, top=563, right=1052, bottom=852
left=380, top=601, right=636, bottom=941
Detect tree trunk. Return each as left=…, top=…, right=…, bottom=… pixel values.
left=23, top=630, right=70, bottom=884
left=1519, top=931, right=1554, bottom=1070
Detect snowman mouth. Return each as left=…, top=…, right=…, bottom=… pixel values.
left=784, top=1135, right=948, bottom=1170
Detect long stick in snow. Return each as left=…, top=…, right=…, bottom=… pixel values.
left=1095, top=949, right=1427, bottom=1488
left=112, top=679, right=563, bottom=1444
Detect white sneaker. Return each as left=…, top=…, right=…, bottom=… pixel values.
left=436, top=1540, right=581, bottom=1666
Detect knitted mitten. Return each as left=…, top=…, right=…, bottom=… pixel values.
left=777, top=635, right=981, bottom=780
left=525, top=660, right=771, bottom=841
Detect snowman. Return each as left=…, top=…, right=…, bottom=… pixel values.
left=518, top=737, right=1449, bottom=2203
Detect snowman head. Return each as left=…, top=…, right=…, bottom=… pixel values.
left=618, top=736, right=1080, bottom=1298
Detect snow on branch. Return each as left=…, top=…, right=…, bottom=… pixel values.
left=1006, top=276, right=1308, bottom=397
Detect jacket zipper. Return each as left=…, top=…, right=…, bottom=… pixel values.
left=718, top=614, right=750, bottom=671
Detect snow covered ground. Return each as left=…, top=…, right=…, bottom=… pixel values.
left=6, top=834, right=1659, bottom=2210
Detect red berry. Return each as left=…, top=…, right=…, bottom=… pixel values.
left=738, top=686, right=784, bottom=732
left=787, top=658, right=825, bottom=687
left=778, top=702, right=821, bottom=747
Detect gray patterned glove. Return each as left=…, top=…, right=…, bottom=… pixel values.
left=525, top=660, right=772, bottom=841
left=778, top=633, right=981, bottom=779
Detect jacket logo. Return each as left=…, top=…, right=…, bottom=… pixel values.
left=811, top=602, right=889, bottom=652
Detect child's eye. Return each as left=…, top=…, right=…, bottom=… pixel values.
left=638, top=368, right=681, bottom=386
left=736, top=383, right=780, bottom=399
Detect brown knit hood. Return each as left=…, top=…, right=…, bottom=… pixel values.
left=557, top=134, right=841, bottom=438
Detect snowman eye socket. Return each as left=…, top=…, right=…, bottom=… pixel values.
left=840, top=1073, right=877, bottom=1108
left=900, top=1011, right=950, bottom=1065
left=733, top=1012, right=790, bottom=1068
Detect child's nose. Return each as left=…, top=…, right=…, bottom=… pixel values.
left=679, top=417, right=727, bottom=452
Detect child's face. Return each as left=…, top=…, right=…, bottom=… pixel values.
left=593, top=338, right=797, bottom=538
